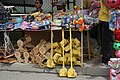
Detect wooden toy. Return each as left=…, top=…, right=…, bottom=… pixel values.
left=14, top=51, right=23, bottom=62
left=53, top=42, right=59, bottom=48
left=23, top=52, right=29, bottom=64
left=53, top=53, right=61, bottom=63
left=22, top=35, right=32, bottom=45
left=33, top=47, right=39, bottom=56
left=15, top=40, right=28, bottom=63
left=36, top=55, right=46, bottom=68
left=29, top=52, right=36, bottom=64
left=39, top=45, right=46, bottom=55
left=54, top=48, right=62, bottom=54
left=17, top=40, right=27, bottom=53
left=72, top=49, right=81, bottom=57
left=67, top=57, right=77, bottom=64
left=59, top=39, right=69, bottom=47
left=64, top=44, right=70, bottom=52
left=73, top=38, right=80, bottom=47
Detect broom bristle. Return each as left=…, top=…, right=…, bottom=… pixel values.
left=59, top=67, right=67, bottom=77
left=67, top=68, right=77, bottom=78
left=47, top=59, right=55, bottom=68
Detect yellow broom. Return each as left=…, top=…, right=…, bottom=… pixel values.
left=59, top=28, right=67, bottom=76
left=47, top=30, right=55, bottom=68
left=47, top=0, right=55, bottom=68
left=68, top=27, right=77, bottom=77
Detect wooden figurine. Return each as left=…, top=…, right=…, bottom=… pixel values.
left=36, top=39, right=47, bottom=48
left=73, top=38, right=80, bottom=47
left=17, top=40, right=27, bottom=53
left=67, top=57, right=77, bottom=64
left=23, top=52, right=29, bottom=64
left=32, top=47, right=39, bottom=56
left=45, top=52, right=50, bottom=59
left=45, top=42, right=51, bottom=50
left=39, top=42, right=51, bottom=55
left=53, top=42, right=59, bottom=48
left=39, top=45, right=46, bottom=55
left=29, top=52, right=36, bottom=64
left=54, top=48, right=62, bottom=54
left=36, top=55, right=46, bottom=68
left=58, top=56, right=67, bottom=64
left=60, top=39, right=68, bottom=47
left=72, top=49, right=81, bottom=57
left=53, top=53, right=62, bottom=63
left=23, top=35, right=32, bottom=45
left=64, top=44, right=70, bottom=52
left=14, top=51, right=23, bottom=62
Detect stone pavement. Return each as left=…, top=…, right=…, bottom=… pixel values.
left=0, top=56, right=110, bottom=80
left=0, top=61, right=110, bottom=80
left=0, top=70, right=109, bottom=80
left=0, top=62, right=110, bottom=76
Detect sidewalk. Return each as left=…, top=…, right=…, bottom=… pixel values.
left=0, top=70, right=109, bottom=80
left=0, top=56, right=110, bottom=80
left=0, top=62, right=110, bottom=76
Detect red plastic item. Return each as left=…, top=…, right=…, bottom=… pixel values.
left=78, top=18, right=84, bottom=24
left=107, top=0, right=120, bottom=8
left=115, top=29, right=120, bottom=41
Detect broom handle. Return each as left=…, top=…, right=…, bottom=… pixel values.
left=70, top=27, right=73, bottom=68
left=62, top=28, right=65, bottom=67
left=81, top=0, right=83, bottom=17
left=51, top=30, right=53, bottom=59
left=81, top=0, right=84, bottom=67
left=50, top=0, right=54, bottom=59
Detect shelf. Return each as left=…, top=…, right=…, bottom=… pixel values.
left=0, top=28, right=81, bottom=32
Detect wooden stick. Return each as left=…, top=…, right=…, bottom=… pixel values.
left=87, top=30, right=91, bottom=60
left=80, top=0, right=84, bottom=67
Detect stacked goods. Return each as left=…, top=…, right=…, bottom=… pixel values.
left=0, top=12, right=52, bottom=31
left=14, top=36, right=51, bottom=68
left=14, top=35, right=82, bottom=68
left=52, top=38, right=81, bottom=66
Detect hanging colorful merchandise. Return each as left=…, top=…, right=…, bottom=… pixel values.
left=108, top=58, right=120, bottom=80
left=109, top=9, right=120, bottom=80
left=107, top=0, right=120, bottom=9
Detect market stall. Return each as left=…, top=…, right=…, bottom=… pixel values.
left=0, top=0, right=99, bottom=78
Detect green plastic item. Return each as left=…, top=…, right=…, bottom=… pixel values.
left=113, top=42, right=120, bottom=50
